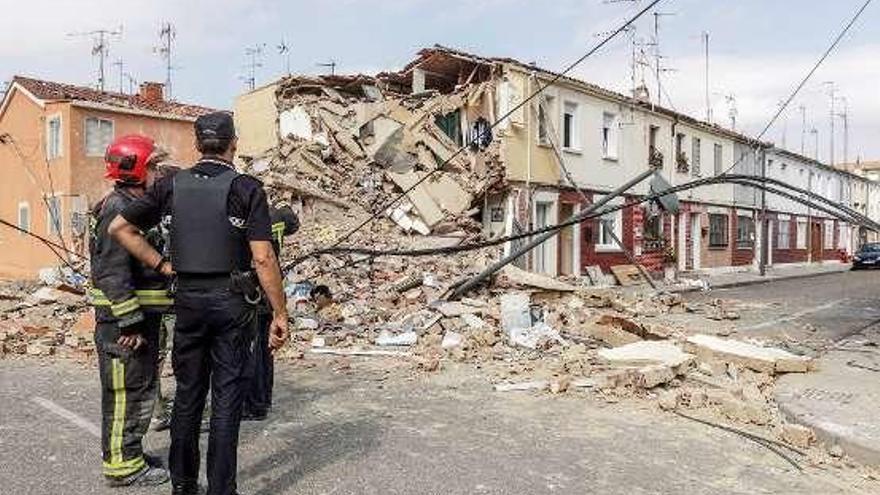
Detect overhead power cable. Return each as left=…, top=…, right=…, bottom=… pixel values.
left=282, top=0, right=664, bottom=273
left=718, top=0, right=874, bottom=177
left=290, top=173, right=879, bottom=267
left=0, top=217, right=86, bottom=276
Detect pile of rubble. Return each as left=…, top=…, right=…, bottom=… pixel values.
left=0, top=282, right=94, bottom=360
left=246, top=72, right=504, bottom=239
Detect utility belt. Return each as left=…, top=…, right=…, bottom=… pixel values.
left=173, top=270, right=265, bottom=308
left=231, top=270, right=264, bottom=307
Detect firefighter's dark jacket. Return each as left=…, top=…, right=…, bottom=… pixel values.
left=89, top=185, right=172, bottom=332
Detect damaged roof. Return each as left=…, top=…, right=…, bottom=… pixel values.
left=6, top=76, right=217, bottom=120
left=400, top=45, right=770, bottom=147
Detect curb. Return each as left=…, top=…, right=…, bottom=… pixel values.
left=668, top=267, right=850, bottom=294
left=776, top=398, right=880, bottom=467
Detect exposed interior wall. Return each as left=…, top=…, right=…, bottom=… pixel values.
left=234, top=82, right=279, bottom=162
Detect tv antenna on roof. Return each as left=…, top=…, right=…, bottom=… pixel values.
left=67, top=26, right=123, bottom=91
left=111, top=58, right=125, bottom=93
left=242, top=43, right=266, bottom=91
left=277, top=37, right=292, bottom=75
left=154, top=22, right=177, bottom=100
left=317, top=60, right=337, bottom=76
left=720, top=93, right=737, bottom=130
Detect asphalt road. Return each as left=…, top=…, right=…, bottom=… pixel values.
left=683, top=270, right=880, bottom=347
left=1, top=358, right=876, bottom=495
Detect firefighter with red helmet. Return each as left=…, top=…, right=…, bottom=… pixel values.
left=89, top=134, right=172, bottom=487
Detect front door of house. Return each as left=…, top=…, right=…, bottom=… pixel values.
left=690, top=213, right=701, bottom=270
left=810, top=222, right=822, bottom=262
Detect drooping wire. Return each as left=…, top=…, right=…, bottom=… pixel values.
left=717, top=0, right=874, bottom=178
left=0, top=217, right=86, bottom=276
left=290, top=173, right=877, bottom=274
left=281, top=0, right=664, bottom=273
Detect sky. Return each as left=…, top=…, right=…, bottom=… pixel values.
left=1, top=0, right=878, bottom=163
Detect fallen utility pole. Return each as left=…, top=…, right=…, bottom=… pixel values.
left=531, top=98, right=657, bottom=289
left=449, top=168, right=656, bottom=300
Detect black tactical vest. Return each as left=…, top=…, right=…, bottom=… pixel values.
left=171, top=168, right=251, bottom=274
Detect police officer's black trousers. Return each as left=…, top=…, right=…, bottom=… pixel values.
left=243, top=310, right=273, bottom=415
left=169, top=279, right=254, bottom=495
left=95, top=314, right=161, bottom=479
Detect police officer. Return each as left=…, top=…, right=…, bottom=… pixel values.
left=109, top=112, right=289, bottom=495
left=90, top=135, right=172, bottom=487
left=242, top=203, right=298, bottom=421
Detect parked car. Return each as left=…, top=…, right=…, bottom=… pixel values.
left=852, top=243, right=880, bottom=270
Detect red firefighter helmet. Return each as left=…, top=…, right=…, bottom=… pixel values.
left=104, top=134, right=156, bottom=184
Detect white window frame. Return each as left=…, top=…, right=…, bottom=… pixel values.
left=713, top=143, right=723, bottom=176
left=46, top=113, right=62, bottom=160
left=561, top=100, right=580, bottom=152
left=602, top=112, right=618, bottom=160
left=84, top=116, right=115, bottom=157
left=45, top=194, right=63, bottom=237
left=796, top=219, right=807, bottom=249
left=531, top=191, right=559, bottom=275
left=838, top=223, right=848, bottom=250
left=824, top=220, right=834, bottom=249
left=777, top=216, right=791, bottom=249
left=595, top=195, right=623, bottom=252
left=17, top=202, right=30, bottom=236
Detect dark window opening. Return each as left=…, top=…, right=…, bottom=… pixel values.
left=709, top=214, right=729, bottom=247
left=736, top=215, right=755, bottom=248
left=435, top=109, right=462, bottom=146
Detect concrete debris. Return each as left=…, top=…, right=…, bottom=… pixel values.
left=441, top=331, right=464, bottom=349
left=686, top=334, right=814, bottom=374
left=781, top=423, right=816, bottom=449
left=499, top=266, right=577, bottom=292
left=597, top=341, right=696, bottom=389
left=375, top=330, right=418, bottom=346
left=499, top=293, right=531, bottom=337
left=434, top=301, right=482, bottom=317
left=460, top=313, right=486, bottom=329
left=509, top=323, right=565, bottom=350
left=598, top=341, right=695, bottom=371
left=609, top=265, right=644, bottom=287
left=719, top=396, right=773, bottom=425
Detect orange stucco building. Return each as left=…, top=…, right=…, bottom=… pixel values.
left=0, top=76, right=216, bottom=279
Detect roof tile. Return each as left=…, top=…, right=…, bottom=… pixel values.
left=12, top=75, right=218, bottom=119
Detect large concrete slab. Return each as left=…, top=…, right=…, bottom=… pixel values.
left=775, top=342, right=880, bottom=467
left=686, top=334, right=813, bottom=374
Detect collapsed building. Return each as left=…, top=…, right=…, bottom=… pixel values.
left=236, top=45, right=872, bottom=286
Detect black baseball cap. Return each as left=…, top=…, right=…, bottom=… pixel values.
left=195, top=111, right=236, bottom=142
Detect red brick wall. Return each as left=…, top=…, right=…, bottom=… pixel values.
left=771, top=214, right=809, bottom=264
left=823, top=219, right=845, bottom=261
left=730, top=213, right=755, bottom=266
left=581, top=194, right=636, bottom=273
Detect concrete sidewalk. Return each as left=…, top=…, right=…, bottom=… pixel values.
left=669, top=262, right=851, bottom=293
left=775, top=332, right=880, bottom=467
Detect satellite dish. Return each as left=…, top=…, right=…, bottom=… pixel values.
left=649, top=172, right=680, bottom=214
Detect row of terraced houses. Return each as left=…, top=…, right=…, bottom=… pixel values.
left=2, top=45, right=878, bottom=280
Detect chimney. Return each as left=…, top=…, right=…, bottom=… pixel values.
left=139, top=82, right=164, bottom=103
left=632, top=84, right=650, bottom=104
